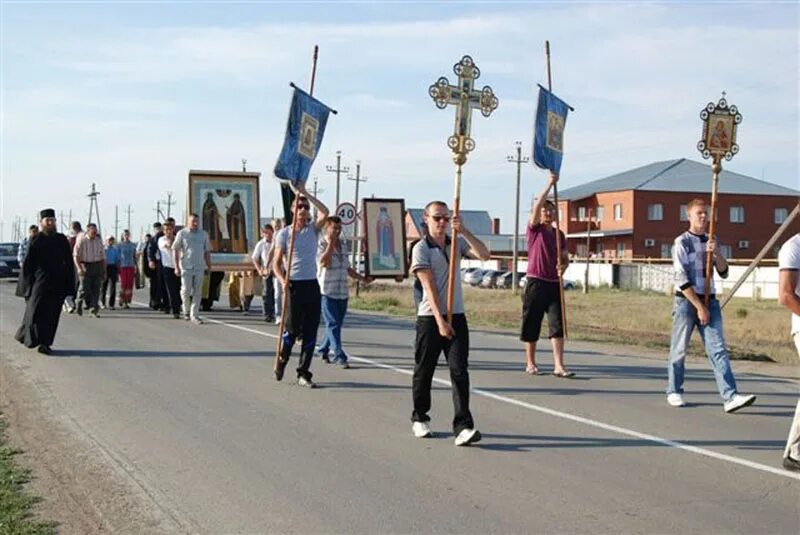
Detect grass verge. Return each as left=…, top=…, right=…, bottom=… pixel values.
left=350, top=283, right=797, bottom=365
left=0, top=414, right=57, bottom=535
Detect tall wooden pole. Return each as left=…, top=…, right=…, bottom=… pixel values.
left=704, top=155, right=722, bottom=307
left=545, top=40, right=568, bottom=337
left=446, top=159, right=464, bottom=324
left=275, top=45, right=319, bottom=370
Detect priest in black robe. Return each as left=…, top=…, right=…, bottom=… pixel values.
left=15, top=209, right=75, bottom=354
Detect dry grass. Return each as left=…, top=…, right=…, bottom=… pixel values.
left=350, top=283, right=797, bottom=364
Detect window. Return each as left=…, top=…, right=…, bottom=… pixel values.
left=596, top=206, right=605, bottom=221
left=679, top=204, right=688, bottom=222
left=775, top=208, right=788, bottom=224
left=647, top=203, right=663, bottom=221
left=613, top=203, right=623, bottom=221
left=720, top=244, right=732, bottom=259
left=616, top=242, right=625, bottom=258
left=644, top=238, right=655, bottom=247
left=578, top=206, right=586, bottom=221
left=730, top=206, right=745, bottom=223
left=596, top=242, right=604, bottom=254
left=661, top=244, right=672, bottom=258
left=738, top=240, right=749, bottom=249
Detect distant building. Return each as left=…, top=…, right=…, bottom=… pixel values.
left=555, top=158, right=799, bottom=259
left=405, top=208, right=525, bottom=262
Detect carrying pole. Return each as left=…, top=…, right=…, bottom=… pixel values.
left=275, top=45, right=319, bottom=370
left=704, top=156, right=722, bottom=307
left=545, top=40, right=568, bottom=337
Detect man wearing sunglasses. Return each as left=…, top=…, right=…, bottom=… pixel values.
left=272, top=183, right=329, bottom=387
left=410, top=201, right=490, bottom=446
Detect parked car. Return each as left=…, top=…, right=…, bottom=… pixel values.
left=496, top=271, right=526, bottom=289
left=480, top=269, right=507, bottom=289
left=464, top=268, right=486, bottom=286
left=518, top=275, right=577, bottom=290
left=0, top=242, right=20, bottom=278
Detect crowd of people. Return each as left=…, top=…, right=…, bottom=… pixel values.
left=11, top=176, right=800, bottom=463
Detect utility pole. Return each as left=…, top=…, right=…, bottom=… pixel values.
left=506, top=141, right=529, bottom=293
left=326, top=150, right=350, bottom=208
left=126, top=205, right=133, bottom=232
left=347, top=161, right=367, bottom=267
left=311, top=177, right=324, bottom=219
left=114, top=205, right=120, bottom=239
left=164, top=192, right=176, bottom=219
left=155, top=201, right=164, bottom=222
left=87, top=183, right=102, bottom=236
left=241, top=158, right=247, bottom=172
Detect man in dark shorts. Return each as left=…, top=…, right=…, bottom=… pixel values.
left=410, top=201, right=490, bottom=446
left=520, top=173, right=573, bottom=377
left=272, top=183, right=329, bottom=387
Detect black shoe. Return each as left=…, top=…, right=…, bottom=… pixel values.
left=76, top=304, right=83, bottom=316
left=783, top=456, right=800, bottom=472
left=173, top=312, right=180, bottom=319
left=274, top=357, right=288, bottom=381
left=265, top=316, right=275, bottom=323
left=37, top=345, right=52, bottom=355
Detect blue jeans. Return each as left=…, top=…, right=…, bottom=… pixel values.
left=667, top=296, right=737, bottom=402
left=275, top=280, right=282, bottom=317
left=319, top=296, right=349, bottom=362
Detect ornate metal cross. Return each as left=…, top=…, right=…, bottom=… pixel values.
left=429, top=55, right=498, bottom=164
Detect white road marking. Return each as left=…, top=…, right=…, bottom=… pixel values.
left=135, top=302, right=800, bottom=482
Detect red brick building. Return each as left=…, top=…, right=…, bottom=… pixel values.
left=556, top=159, right=799, bottom=260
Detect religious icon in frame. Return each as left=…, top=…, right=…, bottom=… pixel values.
left=361, top=198, right=408, bottom=278
left=697, top=94, right=742, bottom=162
left=188, top=170, right=261, bottom=270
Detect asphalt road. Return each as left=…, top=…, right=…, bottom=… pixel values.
left=1, top=282, right=799, bottom=534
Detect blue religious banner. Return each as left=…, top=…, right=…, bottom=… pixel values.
left=533, top=85, right=572, bottom=174
left=274, top=85, right=334, bottom=186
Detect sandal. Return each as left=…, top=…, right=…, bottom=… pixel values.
left=525, top=365, right=542, bottom=375
left=553, top=370, right=576, bottom=378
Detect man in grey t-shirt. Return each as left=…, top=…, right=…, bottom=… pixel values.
left=410, top=200, right=490, bottom=446
left=272, top=183, right=329, bottom=387
left=173, top=213, right=211, bottom=324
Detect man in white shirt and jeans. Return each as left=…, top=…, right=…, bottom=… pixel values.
left=252, top=224, right=276, bottom=323
left=173, top=213, right=211, bottom=324
left=778, top=232, right=800, bottom=472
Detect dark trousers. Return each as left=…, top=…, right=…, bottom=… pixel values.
left=520, top=278, right=563, bottom=342
left=161, top=266, right=182, bottom=315
left=280, top=279, right=321, bottom=381
left=262, top=275, right=275, bottom=319
left=78, top=262, right=104, bottom=312
left=101, top=264, right=119, bottom=307
left=149, top=262, right=166, bottom=309
left=412, top=314, right=474, bottom=435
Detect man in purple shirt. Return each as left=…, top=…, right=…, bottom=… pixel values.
left=520, top=173, right=573, bottom=377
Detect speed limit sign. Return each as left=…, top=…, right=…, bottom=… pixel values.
left=335, top=202, right=357, bottom=225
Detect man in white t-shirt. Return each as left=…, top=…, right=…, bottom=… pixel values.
left=778, top=232, right=800, bottom=472
left=251, top=224, right=275, bottom=323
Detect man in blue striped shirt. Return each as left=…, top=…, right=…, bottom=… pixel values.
left=667, top=198, right=756, bottom=413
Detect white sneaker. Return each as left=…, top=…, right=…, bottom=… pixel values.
left=724, top=394, right=756, bottom=413
left=667, top=393, right=686, bottom=407
left=274, top=315, right=282, bottom=325
left=190, top=317, right=203, bottom=325
left=454, top=428, right=482, bottom=447
left=412, top=421, right=432, bottom=438
left=297, top=377, right=317, bottom=389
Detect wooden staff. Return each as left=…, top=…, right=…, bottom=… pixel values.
left=274, top=44, right=319, bottom=372
left=703, top=156, right=722, bottom=307
left=720, top=199, right=800, bottom=309
left=545, top=40, right=568, bottom=338
left=446, top=159, right=465, bottom=324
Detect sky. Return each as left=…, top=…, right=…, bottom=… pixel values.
left=2, top=1, right=798, bottom=241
